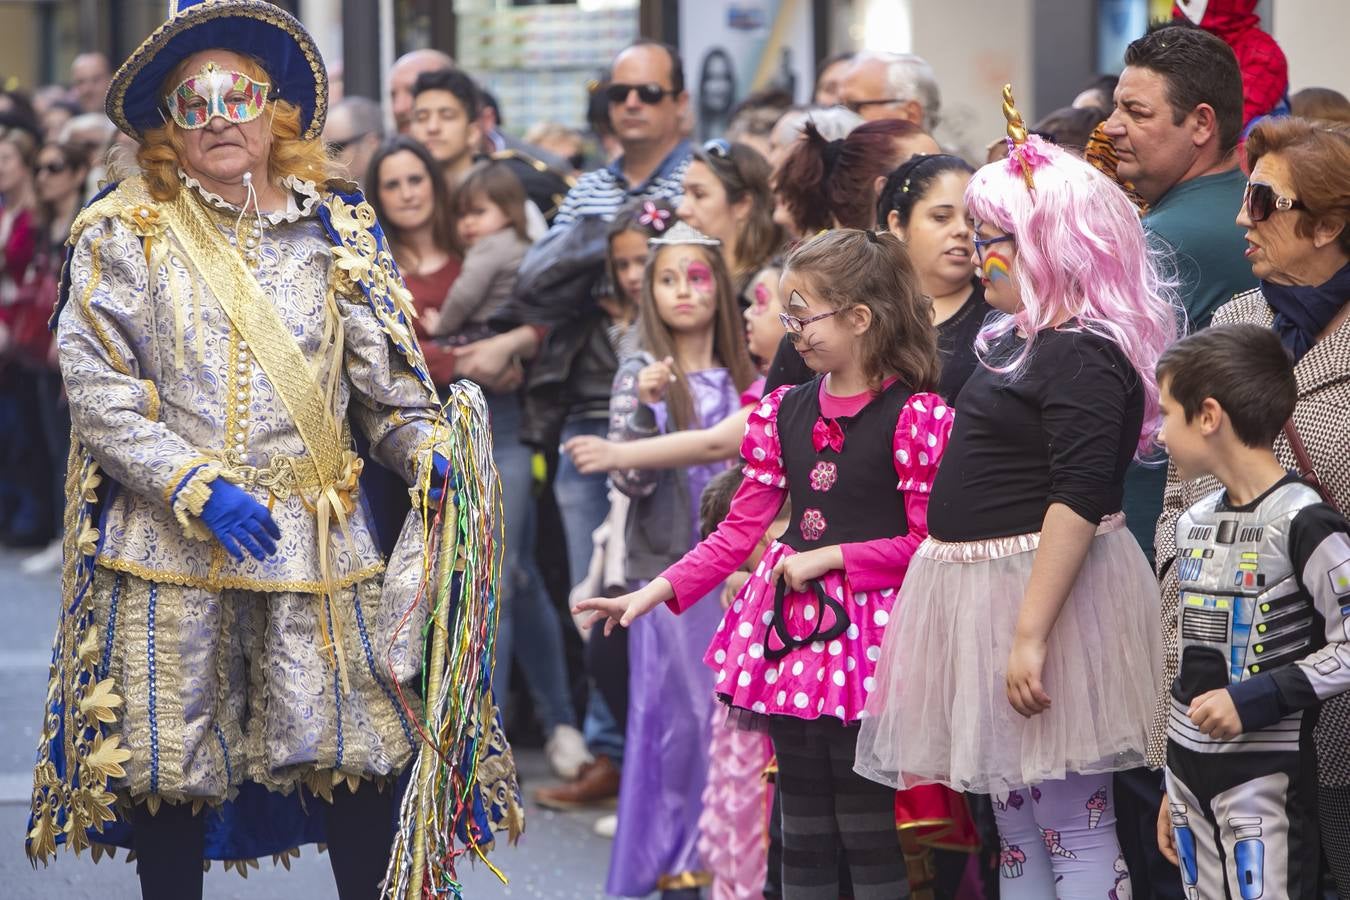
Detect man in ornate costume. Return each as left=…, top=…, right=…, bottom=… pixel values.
left=24, top=3, right=521, bottom=898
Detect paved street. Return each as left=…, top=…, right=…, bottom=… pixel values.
left=0, top=548, right=616, bottom=899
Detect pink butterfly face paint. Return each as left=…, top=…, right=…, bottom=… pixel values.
left=685, top=259, right=714, bottom=297
left=751, top=280, right=772, bottom=314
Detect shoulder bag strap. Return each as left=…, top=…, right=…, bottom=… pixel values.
left=1283, top=418, right=1340, bottom=512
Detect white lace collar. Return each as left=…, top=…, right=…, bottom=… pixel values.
left=178, top=170, right=323, bottom=224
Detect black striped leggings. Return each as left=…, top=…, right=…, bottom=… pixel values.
left=768, top=715, right=911, bottom=899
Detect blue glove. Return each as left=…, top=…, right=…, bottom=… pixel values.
left=429, top=452, right=451, bottom=503
left=200, top=479, right=281, bottom=562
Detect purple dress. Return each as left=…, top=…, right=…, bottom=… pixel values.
left=607, top=367, right=740, bottom=896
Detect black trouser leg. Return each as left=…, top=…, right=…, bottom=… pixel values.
left=585, top=621, right=629, bottom=734
left=1115, top=767, right=1185, bottom=899
left=131, top=800, right=205, bottom=900
left=326, top=779, right=396, bottom=900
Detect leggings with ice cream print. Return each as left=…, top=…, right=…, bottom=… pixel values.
left=993, top=772, right=1131, bottom=900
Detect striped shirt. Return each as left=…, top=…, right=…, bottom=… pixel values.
left=550, top=139, right=693, bottom=230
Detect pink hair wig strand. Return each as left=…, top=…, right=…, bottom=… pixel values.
left=965, top=139, right=1181, bottom=458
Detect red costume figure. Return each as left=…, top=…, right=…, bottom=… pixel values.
left=1174, top=0, right=1288, bottom=125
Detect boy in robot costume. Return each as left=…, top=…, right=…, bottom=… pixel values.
left=1154, top=324, right=1350, bottom=900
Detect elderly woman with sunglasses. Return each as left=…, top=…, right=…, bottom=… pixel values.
left=1150, top=116, right=1350, bottom=895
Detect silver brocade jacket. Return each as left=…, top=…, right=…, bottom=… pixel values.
left=57, top=173, right=441, bottom=594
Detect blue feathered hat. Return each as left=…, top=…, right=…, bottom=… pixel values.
left=107, top=0, right=327, bottom=142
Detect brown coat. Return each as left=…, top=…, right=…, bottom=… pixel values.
left=1148, top=287, right=1350, bottom=782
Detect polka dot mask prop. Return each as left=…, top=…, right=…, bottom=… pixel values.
left=167, top=61, right=269, bottom=130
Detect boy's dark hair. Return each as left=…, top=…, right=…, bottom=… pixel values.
left=411, top=68, right=482, bottom=120
left=699, top=467, right=744, bottom=539
left=1123, top=25, right=1244, bottom=155
left=1156, top=324, right=1297, bottom=448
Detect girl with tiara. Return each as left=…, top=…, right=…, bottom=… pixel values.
left=854, top=87, right=1178, bottom=899
left=579, top=228, right=952, bottom=898
left=603, top=220, right=756, bottom=898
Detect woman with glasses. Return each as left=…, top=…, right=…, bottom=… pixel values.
left=856, top=97, right=1178, bottom=899
left=676, top=139, right=784, bottom=298
left=1151, top=116, right=1350, bottom=896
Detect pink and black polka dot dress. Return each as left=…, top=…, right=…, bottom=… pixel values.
left=668, top=377, right=953, bottom=725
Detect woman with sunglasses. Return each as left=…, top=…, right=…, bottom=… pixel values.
left=0, top=125, right=42, bottom=549
left=676, top=139, right=784, bottom=297
left=1150, top=116, right=1350, bottom=896
left=13, top=142, right=90, bottom=574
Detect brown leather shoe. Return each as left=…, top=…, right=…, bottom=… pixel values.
left=533, top=755, right=620, bottom=810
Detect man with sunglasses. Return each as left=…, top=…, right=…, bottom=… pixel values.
left=1103, top=25, right=1260, bottom=900
left=460, top=40, right=693, bottom=820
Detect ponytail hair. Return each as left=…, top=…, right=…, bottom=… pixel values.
left=774, top=118, right=930, bottom=232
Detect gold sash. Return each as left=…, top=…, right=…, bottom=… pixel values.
left=160, top=187, right=359, bottom=690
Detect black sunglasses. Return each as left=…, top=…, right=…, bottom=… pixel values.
left=701, top=138, right=731, bottom=160
left=36, top=162, right=68, bottom=176
left=1244, top=181, right=1306, bottom=223
left=605, top=82, right=675, bottom=105
left=327, top=130, right=371, bottom=154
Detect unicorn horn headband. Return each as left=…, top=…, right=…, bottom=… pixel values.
left=1002, top=83, right=1037, bottom=193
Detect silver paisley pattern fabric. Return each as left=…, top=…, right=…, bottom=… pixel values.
left=57, top=180, right=441, bottom=594
left=54, top=178, right=443, bottom=798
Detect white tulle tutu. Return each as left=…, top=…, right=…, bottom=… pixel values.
left=854, top=515, right=1162, bottom=793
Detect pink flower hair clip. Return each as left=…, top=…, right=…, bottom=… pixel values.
left=638, top=200, right=672, bottom=232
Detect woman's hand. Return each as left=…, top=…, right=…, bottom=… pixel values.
left=563, top=435, right=627, bottom=474
left=771, top=545, right=843, bottom=593
left=419, top=307, right=440, bottom=335
left=573, top=577, right=675, bottom=635
left=1156, top=795, right=1179, bottom=866
left=1005, top=634, right=1051, bottom=717
left=721, top=571, right=751, bottom=610
left=637, top=356, right=676, bottom=405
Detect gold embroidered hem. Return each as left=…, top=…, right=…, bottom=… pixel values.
left=95, top=555, right=386, bottom=595
left=657, top=870, right=714, bottom=890
left=85, top=569, right=422, bottom=803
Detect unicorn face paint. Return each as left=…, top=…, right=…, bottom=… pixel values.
left=974, top=221, right=1020, bottom=314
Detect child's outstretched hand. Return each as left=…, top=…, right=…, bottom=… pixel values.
left=638, top=356, right=677, bottom=404
left=1006, top=635, right=1051, bottom=717
left=563, top=434, right=625, bottom=475
left=574, top=577, right=674, bottom=635
left=1188, top=688, right=1244, bottom=739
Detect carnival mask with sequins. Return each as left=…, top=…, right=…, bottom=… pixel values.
left=167, top=62, right=270, bottom=130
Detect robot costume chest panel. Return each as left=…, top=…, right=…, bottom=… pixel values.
left=1174, top=482, right=1325, bottom=693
